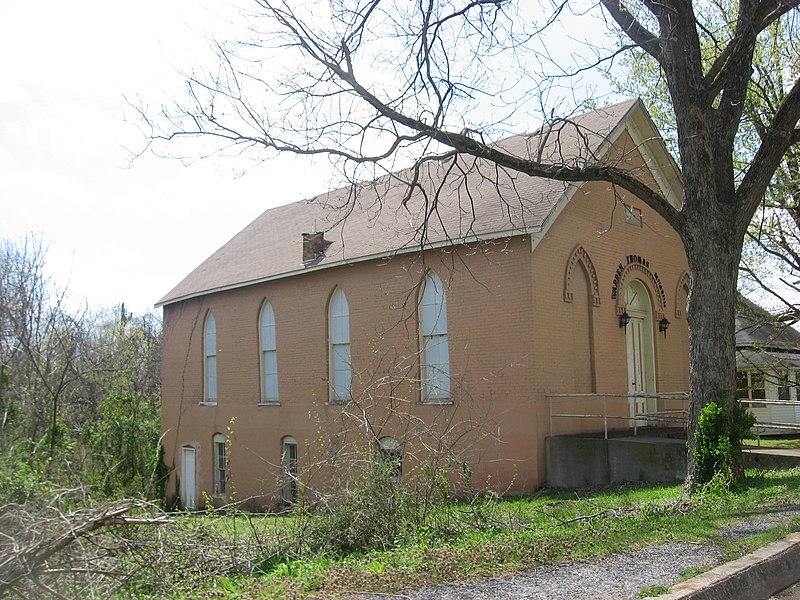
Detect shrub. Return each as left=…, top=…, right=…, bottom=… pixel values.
left=693, top=399, right=756, bottom=490
left=301, top=460, right=419, bottom=555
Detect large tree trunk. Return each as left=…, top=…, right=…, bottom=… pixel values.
left=682, top=191, right=744, bottom=491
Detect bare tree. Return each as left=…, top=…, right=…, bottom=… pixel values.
left=141, top=0, right=800, bottom=490
left=0, top=236, right=87, bottom=460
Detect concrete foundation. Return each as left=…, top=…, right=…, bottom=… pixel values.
left=546, top=434, right=685, bottom=487
left=546, top=435, right=800, bottom=488
left=608, top=436, right=686, bottom=483
left=545, top=436, right=609, bottom=488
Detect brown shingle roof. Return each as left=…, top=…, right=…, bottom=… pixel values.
left=736, top=296, right=800, bottom=353
left=157, top=99, right=645, bottom=307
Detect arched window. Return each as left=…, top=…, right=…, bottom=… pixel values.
left=204, top=312, right=217, bottom=403
left=212, top=433, right=227, bottom=495
left=281, top=436, right=298, bottom=504
left=378, top=436, right=402, bottom=482
left=419, top=271, right=450, bottom=401
left=329, top=288, right=351, bottom=403
left=259, top=301, right=279, bottom=404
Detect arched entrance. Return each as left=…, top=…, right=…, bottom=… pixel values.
left=625, top=280, right=656, bottom=424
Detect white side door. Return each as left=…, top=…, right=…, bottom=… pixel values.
left=181, top=447, right=197, bottom=510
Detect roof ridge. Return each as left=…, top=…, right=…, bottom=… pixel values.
left=157, top=99, right=643, bottom=307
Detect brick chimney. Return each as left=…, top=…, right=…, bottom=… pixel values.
left=302, top=232, right=325, bottom=263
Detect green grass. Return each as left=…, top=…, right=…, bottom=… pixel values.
left=175, top=469, right=800, bottom=599
left=639, top=584, right=670, bottom=597
left=743, top=436, right=800, bottom=449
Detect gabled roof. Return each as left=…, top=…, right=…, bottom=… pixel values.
left=736, top=295, right=800, bottom=352
left=736, top=294, right=800, bottom=371
left=157, top=98, right=681, bottom=307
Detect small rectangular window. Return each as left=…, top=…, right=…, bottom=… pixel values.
left=263, top=350, right=279, bottom=401
left=736, top=370, right=749, bottom=400
left=738, top=371, right=766, bottom=407
left=778, top=371, right=791, bottom=402
left=624, top=204, right=643, bottom=227
left=213, top=435, right=227, bottom=495
left=795, top=371, right=800, bottom=401
left=750, top=371, right=766, bottom=400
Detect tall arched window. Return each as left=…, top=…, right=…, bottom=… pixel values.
left=329, top=288, right=351, bottom=403
left=259, top=301, right=279, bottom=404
left=204, top=312, right=217, bottom=403
left=419, top=271, right=450, bottom=401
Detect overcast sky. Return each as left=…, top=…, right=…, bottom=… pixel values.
left=0, top=0, right=336, bottom=314
left=1, top=1, right=617, bottom=316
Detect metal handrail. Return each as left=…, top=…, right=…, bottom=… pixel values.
left=547, top=394, right=800, bottom=442
left=741, top=399, right=800, bottom=443
left=546, top=392, right=690, bottom=439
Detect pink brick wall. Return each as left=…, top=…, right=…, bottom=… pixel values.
left=162, top=149, right=690, bottom=506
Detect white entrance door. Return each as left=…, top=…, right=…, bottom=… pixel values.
left=181, top=447, right=197, bottom=510
left=625, top=281, right=656, bottom=424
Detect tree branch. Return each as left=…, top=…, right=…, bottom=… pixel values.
left=705, top=0, right=800, bottom=101
left=737, top=76, right=800, bottom=232
left=601, top=0, right=663, bottom=63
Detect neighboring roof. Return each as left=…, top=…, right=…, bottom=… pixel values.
left=736, top=295, right=800, bottom=369
left=157, top=98, right=678, bottom=307
left=737, top=349, right=800, bottom=370
left=736, top=295, right=800, bottom=350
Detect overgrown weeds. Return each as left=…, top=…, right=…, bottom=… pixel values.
left=3, top=468, right=800, bottom=599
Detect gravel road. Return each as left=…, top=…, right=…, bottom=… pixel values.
left=403, top=542, right=721, bottom=600
left=349, top=505, right=800, bottom=600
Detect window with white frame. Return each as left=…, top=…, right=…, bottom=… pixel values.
left=204, top=312, right=218, bottom=403
left=213, top=433, right=227, bottom=495
left=329, top=288, right=351, bottom=403
left=259, top=301, right=279, bottom=404
left=736, top=370, right=766, bottom=407
left=378, top=437, right=402, bottom=482
left=281, top=436, right=298, bottom=504
left=419, top=271, right=450, bottom=401
left=778, top=370, right=792, bottom=402
left=796, top=370, right=800, bottom=401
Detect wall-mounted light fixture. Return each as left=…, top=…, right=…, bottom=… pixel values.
left=659, top=317, right=671, bottom=336
left=619, top=311, right=631, bottom=330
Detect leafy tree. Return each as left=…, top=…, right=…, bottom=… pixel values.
left=611, top=4, right=800, bottom=322
left=0, top=237, right=163, bottom=501
left=142, top=0, right=800, bottom=490
left=79, top=306, right=162, bottom=497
